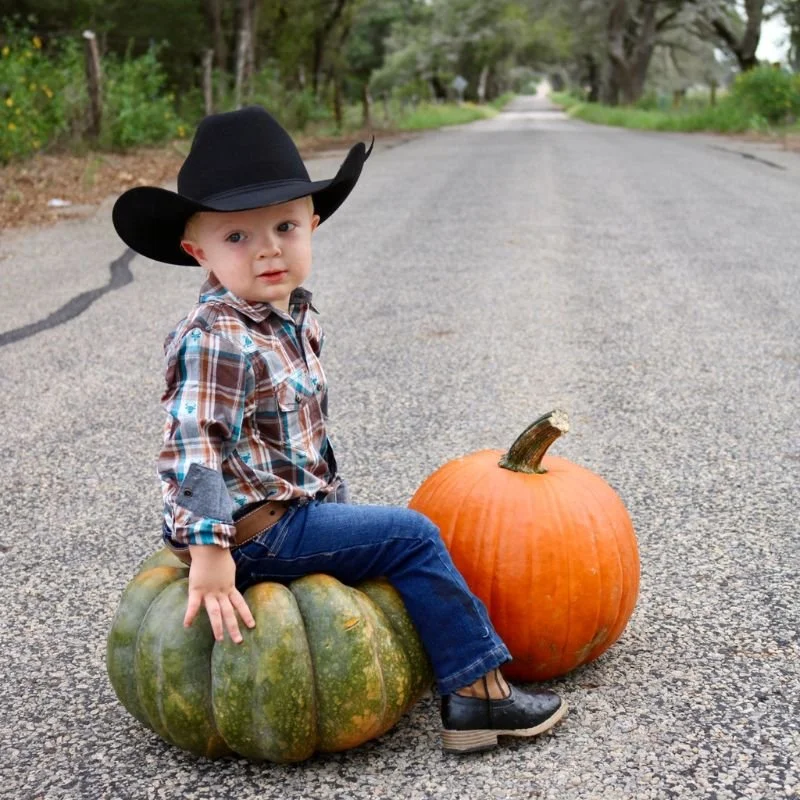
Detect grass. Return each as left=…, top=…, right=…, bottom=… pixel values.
left=395, top=100, right=503, bottom=131
left=273, top=94, right=512, bottom=140
left=549, top=91, right=791, bottom=135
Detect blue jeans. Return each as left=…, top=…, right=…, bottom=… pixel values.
left=231, top=498, right=511, bottom=695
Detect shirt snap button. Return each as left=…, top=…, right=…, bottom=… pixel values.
left=183, top=489, right=193, bottom=497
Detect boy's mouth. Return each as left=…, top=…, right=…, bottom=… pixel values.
left=257, top=269, right=287, bottom=283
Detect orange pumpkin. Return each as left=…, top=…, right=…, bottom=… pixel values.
left=409, top=410, right=640, bottom=681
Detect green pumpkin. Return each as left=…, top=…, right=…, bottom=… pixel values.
left=106, top=550, right=432, bottom=762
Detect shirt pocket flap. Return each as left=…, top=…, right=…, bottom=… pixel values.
left=276, top=369, right=319, bottom=412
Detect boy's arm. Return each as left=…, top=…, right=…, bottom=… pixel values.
left=159, top=326, right=255, bottom=642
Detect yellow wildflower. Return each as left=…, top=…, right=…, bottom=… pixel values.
left=43, top=87, right=53, bottom=99
left=177, top=125, right=186, bottom=137
left=32, top=36, right=42, bottom=49
left=33, top=139, right=40, bottom=148
left=1, top=46, right=9, bottom=57
left=7, top=122, right=16, bottom=131
left=5, top=97, right=13, bottom=107
left=29, top=83, right=37, bottom=91
left=24, top=50, right=32, bottom=59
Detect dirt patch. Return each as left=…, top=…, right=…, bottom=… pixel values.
left=0, top=128, right=414, bottom=233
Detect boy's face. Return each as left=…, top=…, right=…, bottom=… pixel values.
left=181, top=198, right=320, bottom=311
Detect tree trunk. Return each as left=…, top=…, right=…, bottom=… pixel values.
left=361, top=83, right=372, bottom=129
left=312, top=0, right=349, bottom=97
left=202, top=48, right=214, bottom=114
left=583, top=54, right=601, bottom=103
left=82, top=30, right=102, bottom=139
left=204, top=0, right=228, bottom=71
left=333, top=72, right=343, bottom=131
left=234, top=0, right=252, bottom=109
left=607, top=0, right=661, bottom=105
left=249, top=0, right=259, bottom=79
left=709, top=0, right=766, bottom=72
left=477, top=64, right=489, bottom=104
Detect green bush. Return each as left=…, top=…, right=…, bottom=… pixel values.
left=729, top=66, right=800, bottom=124
left=102, top=45, right=186, bottom=149
left=0, top=23, right=84, bottom=162
left=0, top=24, right=186, bottom=160
left=249, top=65, right=331, bottom=132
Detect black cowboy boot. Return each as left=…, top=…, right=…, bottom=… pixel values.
left=440, top=680, right=567, bottom=753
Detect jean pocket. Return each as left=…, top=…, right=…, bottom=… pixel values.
left=234, top=505, right=296, bottom=562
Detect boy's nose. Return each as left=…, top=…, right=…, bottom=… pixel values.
left=256, top=235, right=281, bottom=258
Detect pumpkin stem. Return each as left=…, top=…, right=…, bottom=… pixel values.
left=498, top=409, right=569, bottom=474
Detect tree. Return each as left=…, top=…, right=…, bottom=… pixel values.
left=777, top=0, right=800, bottom=67
left=346, top=0, right=414, bottom=125
left=603, top=0, right=696, bottom=105
left=691, top=0, right=772, bottom=71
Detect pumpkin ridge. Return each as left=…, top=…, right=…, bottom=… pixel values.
left=559, top=466, right=606, bottom=675
left=592, top=478, right=639, bottom=654
left=106, top=564, right=186, bottom=730
left=353, top=588, right=417, bottom=740
left=574, top=470, right=636, bottom=663
left=521, top=468, right=540, bottom=670
left=437, top=459, right=479, bottom=543
left=549, top=470, right=574, bottom=676
left=581, top=470, right=606, bottom=669
left=354, top=590, right=388, bottom=730
left=585, top=475, right=623, bottom=659
left=459, top=464, right=499, bottom=610
left=357, top=580, right=432, bottom=703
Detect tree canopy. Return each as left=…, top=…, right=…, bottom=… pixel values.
left=1, top=0, right=792, bottom=113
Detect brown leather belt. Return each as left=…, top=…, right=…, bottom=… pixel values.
left=171, top=500, right=290, bottom=565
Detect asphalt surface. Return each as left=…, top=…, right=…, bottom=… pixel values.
left=1, top=95, right=798, bottom=800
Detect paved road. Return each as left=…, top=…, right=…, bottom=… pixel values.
left=1, top=95, right=798, bottom=800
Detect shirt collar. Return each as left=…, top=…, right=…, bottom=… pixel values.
left=199, top=274, right=316, bottom=323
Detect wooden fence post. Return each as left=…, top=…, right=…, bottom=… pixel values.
left=82, top=30, right=102, bottom=139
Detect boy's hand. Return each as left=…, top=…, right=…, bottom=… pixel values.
left=184, top=544, right=256, bottom=643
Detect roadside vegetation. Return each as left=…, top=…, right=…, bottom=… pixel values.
left=552, top=67, right=800, bottom=136
left=0, top=0, right=798, bottom=175
left=0, top=7, right=522, bottom=167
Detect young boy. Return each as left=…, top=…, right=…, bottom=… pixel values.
left=112, top=105, right=567, bottom=754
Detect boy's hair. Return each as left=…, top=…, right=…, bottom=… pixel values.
left=182, top=195, right=315, bottom=241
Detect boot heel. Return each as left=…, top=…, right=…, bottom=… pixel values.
left=441, top=729, right=498, bottom=753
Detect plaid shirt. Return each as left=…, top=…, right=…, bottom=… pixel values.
left=159, top=275, right=336, bottom=548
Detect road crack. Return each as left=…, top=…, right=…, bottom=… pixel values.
left=0, top=248, right=135, bottom=348
left=707, top=144, right=786, bottom=170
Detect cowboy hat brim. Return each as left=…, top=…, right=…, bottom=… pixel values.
left=112, top=140, right=372, bottom=266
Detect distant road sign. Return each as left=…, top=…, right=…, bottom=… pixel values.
left=452, top=75, right=468, bottom=93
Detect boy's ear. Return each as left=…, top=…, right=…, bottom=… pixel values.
left=181, top=240, right=204, bottom=261
left=310, top=215, right=320, bottom=232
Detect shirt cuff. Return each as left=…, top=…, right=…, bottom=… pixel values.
left=170, top=503, right=237, bottom=549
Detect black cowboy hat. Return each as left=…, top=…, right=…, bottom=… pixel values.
left=112, top=105, right=372, bottom=266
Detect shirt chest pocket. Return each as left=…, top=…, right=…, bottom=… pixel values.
left=255, top=369, right=322, bottom=443
left=275, top=369, right=320, bottom=411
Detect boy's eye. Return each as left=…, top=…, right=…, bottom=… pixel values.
left=277, top=222, right=296, bottom=233
left=226, top=232, right=244, bottom=243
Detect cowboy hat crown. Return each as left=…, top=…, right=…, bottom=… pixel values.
left=112, top=105, right=372, bottom=266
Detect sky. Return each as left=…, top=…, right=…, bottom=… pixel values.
left=756, top=13, right=791, bottom=63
